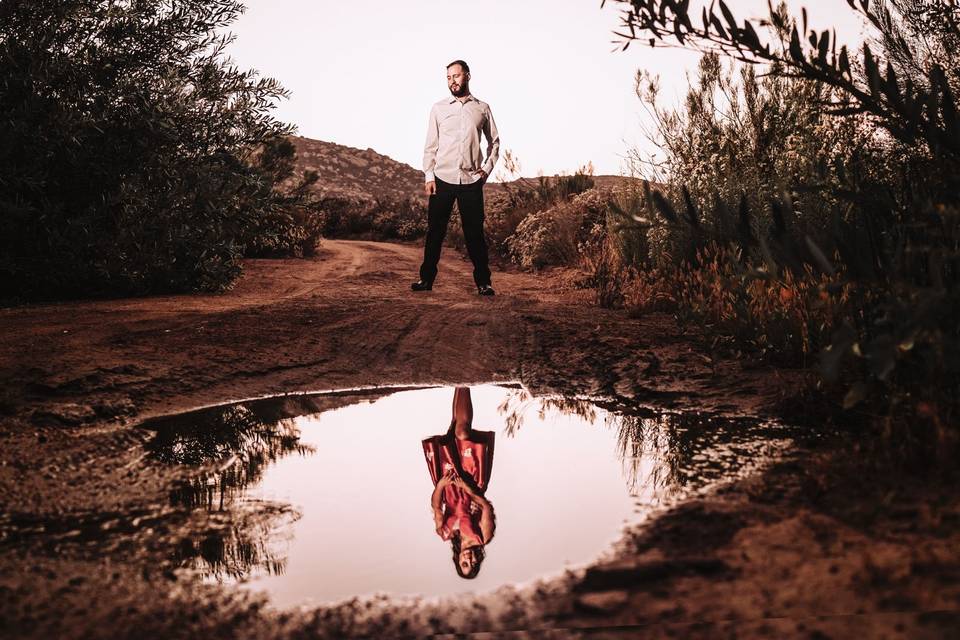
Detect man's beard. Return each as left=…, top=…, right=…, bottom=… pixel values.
left=449, top=82, right=469, bottom=97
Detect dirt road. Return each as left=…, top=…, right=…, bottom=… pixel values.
left=1, top=240, right=957, bottom=638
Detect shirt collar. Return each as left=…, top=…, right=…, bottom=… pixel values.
left=448, top=94, right=476, bottom=104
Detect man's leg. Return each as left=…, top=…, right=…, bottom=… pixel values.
left=457, top=181, right=492, bottom=288
left=419, top=179, right=456, bottom=284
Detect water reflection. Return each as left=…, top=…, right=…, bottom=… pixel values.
left=145, top=404, right=309, bottom=581
left=173, top=516, right=292, bottom=581
left=422, top=387, right=496, bottom=579
left=498, top=388, right=597, bottom=436
left=147, top=405, right=314, bottom=509
left=140, top=385, right=793, bottom=606
left=143, top=391, right=401, bottom=582
left=497, top=388, right=793, bottom=504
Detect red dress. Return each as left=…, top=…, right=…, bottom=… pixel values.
left=422, top=430, right=495, bottom=544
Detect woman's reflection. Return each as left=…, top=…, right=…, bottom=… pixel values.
left=422, top=387, right=496, bottom=579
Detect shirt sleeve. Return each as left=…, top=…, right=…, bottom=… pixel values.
left=423, top=104, right=439, bottom=183
left=481, top=105, right=500, bottom=176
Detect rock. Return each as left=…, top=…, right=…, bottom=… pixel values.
left=30, top=403, right=97, bottom=426
left=574, top=590, right=629, bottom=615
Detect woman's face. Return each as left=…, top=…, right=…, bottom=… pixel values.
left=458, top=546, right=478, bottom=573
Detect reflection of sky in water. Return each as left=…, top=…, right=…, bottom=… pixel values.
left=236, top=385, right=636, bottom=607
left=146, top=384, right=794, bottom=608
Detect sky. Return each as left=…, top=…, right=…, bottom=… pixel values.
left=226, top=1, right=870, bottom=179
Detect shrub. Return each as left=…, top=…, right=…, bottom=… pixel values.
left=317, top=196, right=427, bottom=241
left=506, top=188, right=610, bottom=269
left=0, top=0, right=299, bottom=299
left=241, top=138, right=325, bottom=258
left=578, top=240, right=630, bottom=309
left=604, top=0, right=960, bottom=459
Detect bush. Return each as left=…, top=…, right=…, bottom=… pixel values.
left=579, top=240, right=631, bottom=309
left=0, top=0, right=301, bottom=299
left=506, top=188, right=610, bottom=269
left=604, top=0, right=960, bottom=459
left=317, top=196, right=427, bottom=241
left=477, top=155, right=599, bottom=260
left=240, top=138, right=325, bottom=258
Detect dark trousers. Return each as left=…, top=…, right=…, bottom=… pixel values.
left=419, top=176, right=491, bottom=287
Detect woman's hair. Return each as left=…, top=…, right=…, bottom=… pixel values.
left=451, top=531, right=485, bottom=579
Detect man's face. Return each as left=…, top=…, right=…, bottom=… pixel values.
left=447, top=64, right=469, bottom=97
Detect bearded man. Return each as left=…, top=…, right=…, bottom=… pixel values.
left=412, top=59, right=500, bottom=296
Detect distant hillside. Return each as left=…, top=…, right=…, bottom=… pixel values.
left=289, top=136, right=424, bottom=202
left=289, top=135, right=647, bottom=203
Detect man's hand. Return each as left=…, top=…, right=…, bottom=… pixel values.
left=474, top=169, right=488, bottom=183
left=425, top=181, right=437, bottom=196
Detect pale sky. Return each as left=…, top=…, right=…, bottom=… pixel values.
left=227, top=1, right=869, bottom=178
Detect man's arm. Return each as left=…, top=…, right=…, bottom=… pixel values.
left=481, top=104, right=500, bottom=177
left=423, top=104, right=439, bottom=184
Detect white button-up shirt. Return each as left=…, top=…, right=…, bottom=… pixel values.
left=422, top=94, right=500, bottom=185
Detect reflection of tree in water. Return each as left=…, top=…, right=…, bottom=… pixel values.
left=498, top=388, right=597, bottom=437
left=172, top=510, right=296, bottom=582
left=613, top=413, right=698, bottom=497
left=145, top=403, right=313, bottom=582
left=147, top=404, right=314, bottom=509
left=497, top=388, right=778, bottom=499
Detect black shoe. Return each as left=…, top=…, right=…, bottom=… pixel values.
left=411, top=280, right=433, bottom=291
left=477, top=284, right=495, bottom=296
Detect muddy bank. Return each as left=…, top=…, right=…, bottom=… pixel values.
left=1, top=240, right=958, bottom=638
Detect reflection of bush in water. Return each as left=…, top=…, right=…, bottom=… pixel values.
left=615, top=412, right=797, bottom=499
left=497, top=389, right=777, bottom=497
left=613, top=413, right=700, bottom=496
left=498, top=390, right=685, bottom=493
left=146, top=404, right=309, bottom=581
left=146, top=405, right=313, bottom=509
left=498, top=389, right=597, bottom=437
left=173, top=510, right=295, bottom=582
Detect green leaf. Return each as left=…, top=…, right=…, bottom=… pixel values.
left=838, top=46, right=850, bottom=76
left=718, top=0, right=738, bottom=32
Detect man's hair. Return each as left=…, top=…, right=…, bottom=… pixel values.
left=446, top=59, right=470, bottom=74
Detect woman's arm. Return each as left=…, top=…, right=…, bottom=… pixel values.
left=430, top=481, right=445, bottom=511
left=478, top=498, right=495, bottom=543
left=431, top=469, right=455, bottom=509
left=431, top=469, right=456, bottom=535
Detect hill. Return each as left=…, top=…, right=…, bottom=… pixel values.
left=289, top=136, right=424, bottom=203
left=289, top=135, right=646, bottom=202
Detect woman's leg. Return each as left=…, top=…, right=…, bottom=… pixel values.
left=451, top=387, right=474, bottom=439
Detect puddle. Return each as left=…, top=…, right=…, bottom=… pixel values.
left=142, top=384, right=795, bottom=608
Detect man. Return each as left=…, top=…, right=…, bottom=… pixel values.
left=412, top=59, right=500, bottom=296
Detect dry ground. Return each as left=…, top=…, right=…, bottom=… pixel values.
left=0, top=240, right=957, bottom=638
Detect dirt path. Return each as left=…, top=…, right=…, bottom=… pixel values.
left=0, top=240, right=791, bottom=514
left=1, top=240, right=957, bottom=638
